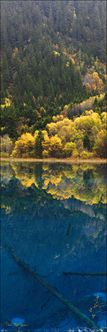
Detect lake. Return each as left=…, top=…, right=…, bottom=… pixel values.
left=0, top=162, right=107, bottom=331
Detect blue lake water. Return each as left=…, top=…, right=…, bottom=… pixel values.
left=0, top=162, right=107, bottom=331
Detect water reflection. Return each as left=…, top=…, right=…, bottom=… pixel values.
left=0, top=162, right=107, bottom=330
left=1, top=162, right=107, bottom=203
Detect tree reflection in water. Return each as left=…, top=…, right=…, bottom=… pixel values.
left=0, top=162, right=107, bottom=330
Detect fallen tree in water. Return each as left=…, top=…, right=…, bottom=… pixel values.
left=6, top=245, right=97, bottom=329
left=63, top=271, right=107, bottom=277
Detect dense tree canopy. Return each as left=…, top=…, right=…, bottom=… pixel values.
left=0, top=1, right=106, bottom=158
left=10, top=110, right=106, bottom=159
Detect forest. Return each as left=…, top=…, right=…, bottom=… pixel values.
left=1, top=0, right=107, bottom=159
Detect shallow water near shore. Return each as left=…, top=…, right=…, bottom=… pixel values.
left=0, top=162, right=107, bottom=331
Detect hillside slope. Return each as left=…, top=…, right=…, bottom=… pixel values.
left=1, top=0, right=106, bottom=158
left=1, top=1, right=106, bottom=108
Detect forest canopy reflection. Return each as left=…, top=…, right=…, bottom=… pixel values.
left=1, top=161, right=106, bottom=329
left=1, top=162, right=106, bottom=204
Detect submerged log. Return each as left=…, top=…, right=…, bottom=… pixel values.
left=6, top=246, right=97, bottom=329
left=63, top=271, right=107, bottom=277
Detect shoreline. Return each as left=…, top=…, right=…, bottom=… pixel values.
left=1, top=157, right=107, bottom=164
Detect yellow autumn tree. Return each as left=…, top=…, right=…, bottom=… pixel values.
left=94, top=130, right=107, bottom=158
left=84, top=71, right=104, bottom=93
left=12, top=133, right=35, bottom=157
left=63, top=142, right=76, bottom=157
left=49, top=135, right=62, bottom=157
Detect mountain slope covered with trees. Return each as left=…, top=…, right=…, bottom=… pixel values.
left=1, top=0, right=107, bottom=158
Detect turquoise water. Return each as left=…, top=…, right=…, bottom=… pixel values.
left=0, top=162, right=107, bottom=331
